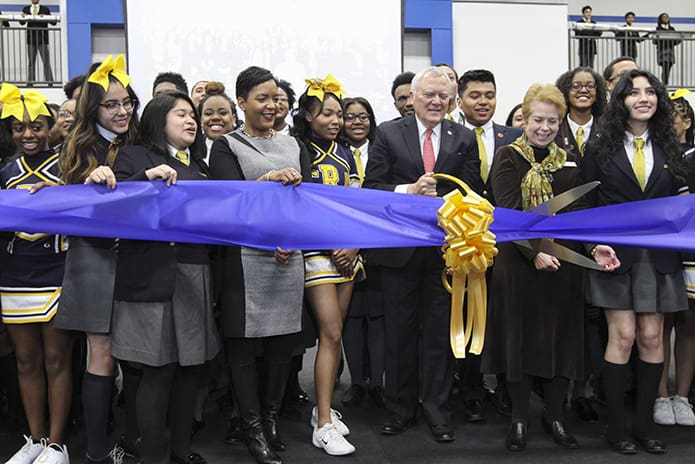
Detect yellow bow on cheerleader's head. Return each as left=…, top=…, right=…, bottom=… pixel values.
left=87, top=54, right=131, bottom=92
left=304, top=73, right=346, bottom=102
left=670, top=88, right=693, bottom=100
left=434, top=173, right=498, bottom=358
left=0, top=82, right=51, bottom=122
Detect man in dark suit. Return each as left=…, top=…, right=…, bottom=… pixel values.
left=21, top=0, right=55, bottom=83
left=455, top=68, right=521, bottom=421
left=364, top=66, right=480, bottom=443
left=614, top=11, right=644, bottom=59
left=576, top=5, right=602, bottom=68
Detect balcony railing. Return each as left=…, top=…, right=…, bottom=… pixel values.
left=0, top=13, right=62, bottom=86
left=569, top=22, right=694, bottom=89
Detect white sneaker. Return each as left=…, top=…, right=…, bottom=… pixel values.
left=672, top=395, right=695, bottom=426
left=653, top=397, right=675, bottom=425
left=33, top=443, right=70, bottom=464
left=4, top=436, right=46, bottom=464
left=312, top=423, right=356, bottom=456
left=310, top=406, right=350, bottom=436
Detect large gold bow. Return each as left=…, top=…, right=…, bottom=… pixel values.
left=0, top=82, right=51, bottom=122
left=304, top=73, right=346, bottom=102
left=87, top=54, right=131, bottom=92
left=435, top=173, right=497, bottom=358
left=670, top=88, right=692, bottom=100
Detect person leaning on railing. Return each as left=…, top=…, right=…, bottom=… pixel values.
left=19, top=0, right=56, bottom=83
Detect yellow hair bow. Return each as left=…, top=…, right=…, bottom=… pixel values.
left=304, top=73, right=346, bottom=102
left=0, top=82, right=51, bottom=122
left=670, top=88, right=693, bottom=100
left=87, top=54, right=131, bottom=92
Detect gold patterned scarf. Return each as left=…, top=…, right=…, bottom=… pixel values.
left=510, top=133, right=567, bottom=211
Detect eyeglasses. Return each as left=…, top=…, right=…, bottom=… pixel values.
left=99, top=98, right=136, bottom=114
left=344, top=113, right=370, bottom=122
left=570, top=82, right=596, bottom=91
left=58, top=110, right=74, bottom=119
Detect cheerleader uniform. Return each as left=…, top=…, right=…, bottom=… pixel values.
left=304, top=139, right=365, bottom=287
left=0, top=149, right=66, bottom=324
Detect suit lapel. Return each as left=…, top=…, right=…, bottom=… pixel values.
left=614, top=146, right=642, bottom=190
left=401, top=116, right=425, bottom=173
left=435, top=120, right=454, bottom=172
left=645, top=144, right=667, bottom=193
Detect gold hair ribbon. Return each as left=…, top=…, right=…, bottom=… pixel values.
left=304, top=73, right=346, bottom=102
left=434, top=173, right=497, bottom=358
left=87, top=54, right=131, bottom=92
left=0, top=82, right=50, bottom=122
left=670, top=88, right=692, bottom=100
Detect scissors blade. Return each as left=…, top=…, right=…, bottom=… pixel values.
left=529, top=181, right=600, bottom=216
left=513, top=239, right=604, bottom=270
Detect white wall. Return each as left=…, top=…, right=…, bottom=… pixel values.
left=124, top=0, right=402, bottom=122
left=453, top=2, right=569, bottom=125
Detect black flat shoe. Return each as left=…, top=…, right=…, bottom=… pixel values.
left=541, top=416, right=578, bottom=449
left=341, top=384, right=366, bottom=407
left=463, top=399, right=486, bottom=422
left=429, top=424, right=455, bottom=443
left=170, top=452, right=206, bottom=464
left=634, top=437, right=666, bottom=454
left=381, top=417, right=413, bottom=436
left=607, top=438, right=638, bottom=455
left=505, top=422, right=527, bottom=451
left=571, top=397, right=598, bottom=423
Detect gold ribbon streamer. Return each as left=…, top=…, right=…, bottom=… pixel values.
left=434, top=173, right=497, bottom=358
left=304, top=73, right=346, bottom=102
left=0, top=82, right=50, bottom=122
left=87, top=54, right=131, bottom=92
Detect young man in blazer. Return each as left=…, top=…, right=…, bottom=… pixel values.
left=364, top=66, right=480, bottom=443
left=20, top=0, right=55, bottom=83
left=455, top=68, right=521, bottom=421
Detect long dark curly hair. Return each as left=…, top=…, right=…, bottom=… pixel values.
left=555, top=66, right=607, bottom=118
left=586, top=69, right=686, bottom=179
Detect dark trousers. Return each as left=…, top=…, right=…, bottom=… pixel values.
left=27, top=42, right=53, bottom=82
left=382, top=247, right=454, bottom=426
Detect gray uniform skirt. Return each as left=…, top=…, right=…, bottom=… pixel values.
left=111, top=263, right=220, bottom=367
left=53, top=237, right=117, bottom=333
left=589, top=249, right=687, bottom=313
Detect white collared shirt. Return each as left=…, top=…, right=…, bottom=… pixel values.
left=465, top=119, right=495, bottom=175
left=168, top=144, right=190, bottom=163
left=567, top=115, right=593, bottom=143
left=352, top=140, right=369, bottom=167
left=623, top=130, right=654, bottom=181
left=415, top=116, right=442, bottom=160
left=96, top=124, right=118, bottom=143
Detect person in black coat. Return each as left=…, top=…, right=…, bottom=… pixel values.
left=652, top=12, right=681, bottom=86
left=576, top=5, right=602, bottom=68
left=614, top=12, right=644, bottom=59
left=364, top=66, right=480, bottom=444
left=20, top=0, right=55, bottom=82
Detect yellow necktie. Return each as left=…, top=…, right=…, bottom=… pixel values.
left=633, top=137, right=646, bottom=191
left=175, top=150, right=189, bottom=166
left=446, top=114, right=453, bottom=121
left=576, top=127, right=585, bottom=156
left=33, top=5, right=38, bottom=15
left=353, top=148, right=364, bottom=185
left=474, top=127, right=488, bottom=183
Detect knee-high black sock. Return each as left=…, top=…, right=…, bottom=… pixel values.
left=507, top=375, right=532, bottom=423
left=170, top=366, right=199, bottom=459
left=542, top=377, right=569, bottom=422
left=137, top=364, right=175, bottom=463
left=633, top=360, right=663, bottom=439
left=83, top=372, right=115, bottom=460
left=120, top=361, right=142, bottom=447
left=603, top=360, right=629, bottom=441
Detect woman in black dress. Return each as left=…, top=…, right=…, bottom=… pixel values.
left=111, top=91, right=219, bottom=464
left=583, top=69, right=688, bottom=455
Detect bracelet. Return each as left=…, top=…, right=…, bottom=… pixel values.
left=266, top=170, right=275, bottom=181
left=590, top=245, right=598, bottom=258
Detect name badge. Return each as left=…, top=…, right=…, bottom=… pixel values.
left=564, top=161, right=577, bottom=167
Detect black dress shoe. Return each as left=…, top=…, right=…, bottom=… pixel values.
left=634, top=437, right=666, bottom=454
left=541, top=416, right=578, bottom=449
left=505, top=422, right=527, bottom=451
left=342, top=384, right=366, bottom=407
left=381, top=417, right=413, bottom=435
left=493, top=387, right=512, bottom=417
left=369, top=386, right=385, bottom=408
left=225, top=417, right=244, bottom=445
left=170, top=452, right=206, bottom=464
left=607, top=438, right=638, bottom=455
left=571, top=397, right=598, bottom=423
left=463, top=399, right=486, bottom=422
left=429, top=424, right=455, bottom=443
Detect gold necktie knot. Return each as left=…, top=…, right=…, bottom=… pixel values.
left=175, top=150, right=189, bottom=166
